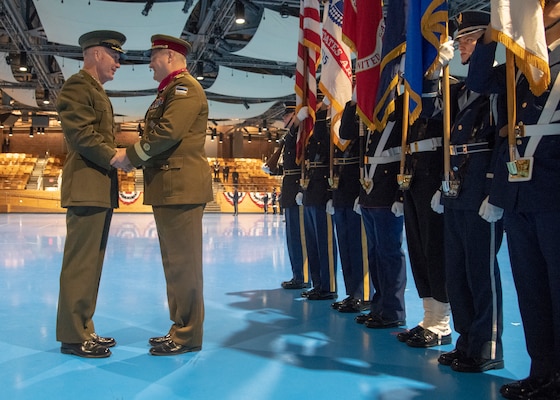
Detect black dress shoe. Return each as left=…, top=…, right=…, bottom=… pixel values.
left=331, top=296, right=353, bottom=310
left=91, top=333, right=116, bottom=348
left=301, top=287, right=320, bottom=298
left=337, top=298, right=362, bottom=313
left=438, top=348, right=466, bottom=366
left=307, top=291, right=337, bottom=300
left=281, top=279, right=310, bottom=290
left=451, top=357, right=504, bottom=373
left=396, top=325, right=424, bottom=343
left=61, top=339, right=111, bottom=358
left=355, top=312, right=374, bottom=324
left=149, top=340, right=202, bottom=356
left=149, top=334, right=171, bottom=347
left=406, top=329, right=452, bottom=348
left=364, top=316, right=405, bottom=329
left=500, top=376, right=553, bottom=399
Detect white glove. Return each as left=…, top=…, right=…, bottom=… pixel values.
left=261, top=163, right=271, bottom=175
left=438, top=38, right=455, bottom=67
left=295, top=192, right=303, bottom=206
left=322, top=96, right=331, bottom=106
left=297, top=106, right=309, bottom=122
left=391, top=201, right=404, bottom=217
left=430, top=190, right=444, bottom=214
left=325, top=199, right=335, bottom=215
left=353, top=197, right=362, bottom=215
left=478, top=196, right=504, bottom=222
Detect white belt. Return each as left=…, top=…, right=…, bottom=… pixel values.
left=518, top=123, right=560, bottom=137
left=408, top=137, right=442, bottom=154
left=449, top=142, right=491, bottom=155
left=365, top=146, right=402, bottom=164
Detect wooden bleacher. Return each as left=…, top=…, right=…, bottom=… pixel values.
left=208, top=157, right=282, bottom=192
left=0, top=153, right=37, bottom=190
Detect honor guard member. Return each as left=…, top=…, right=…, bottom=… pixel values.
left=330, top=100, right=372, bottom=313
left=468, top=1, right=560, bottom=397
left=354, top=95, right=407, bottom=328
left=56, top=30, right=126, bottom=358
left=299, top=100, right=339, bottom=300
left=398, top=74, right=453, bottom=348
left=117, top=34, right=213, bottom=355
left=265, top=104, right=310, bottom=290
left=437, top=11, right=505, bottom=373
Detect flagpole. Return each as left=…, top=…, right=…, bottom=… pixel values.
left=442, top=30, right=451, bottom=190
left=505, top=49, right=517, bottom=166
left=300, top=53, right=308, bottom=188
left=398, top=88, right=410, bottom=188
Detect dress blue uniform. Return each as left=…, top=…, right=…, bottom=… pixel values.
left=468, top=33, right=560, bottom=395
left=331, top=101, right=371, bottom=312
left=357, top=96, right=407, bottom=328
left=301, top=106, right=338, bottom=300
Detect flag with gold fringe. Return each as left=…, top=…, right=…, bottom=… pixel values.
left=403, top=0, right=447, bottom=124
left=490, top=0, right=550, bottom=96
left=373, top=0, right=407, bottom=132
left=341, top=0, right=384, bottom=130
left=295, top=0, right=321, bottom=164
left=319, top=0, right=353, bottom=151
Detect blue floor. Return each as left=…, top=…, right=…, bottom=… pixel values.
left=0, top=212, right=528, bottom=400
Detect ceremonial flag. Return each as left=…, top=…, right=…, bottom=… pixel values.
left=373, top=0, right=407, bottom=131
left=490, top=0, right=549, bottom=96
left=319, top=0, right=353, bottom=151
left=342, top=0, right=384, bottom=130
left=295, top=0, right=321, bottom=164
left=403, top=0, right=447, bottom=124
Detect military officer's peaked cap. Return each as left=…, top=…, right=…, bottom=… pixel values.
left=148, top=34, right=192, bottom=57
left=78, top=30, right=126, bottom=54
left=455, top=11, right=490, bottom=39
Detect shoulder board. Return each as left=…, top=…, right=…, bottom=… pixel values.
left=175, top=86, right=189, bottom=96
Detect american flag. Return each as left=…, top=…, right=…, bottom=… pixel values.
left=294, top=0, right=321, bottom=164
left=319, top=0, right=353, bottom=151
left=490, top=0, right=549, bottom=96
left=342, top=0, right=384, bottom=130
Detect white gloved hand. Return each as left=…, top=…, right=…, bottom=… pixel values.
left=438, top=38, right=455, bottom=67
left=297, top=106, right=309, bottom=122
left=261, top=162, right=271, bottom=175
left=322, top=96, right=331, bottom=106
left=295, top=192, right=303, bottom=206
left=430, top=190, right=444, bottom=214
left=325, top=199, right=335, bottom=215
left=391, top=201, right=404, bottom=217
left=353, top=197, right=362, bottom=215
left=478, top=195, right=504, bottom=222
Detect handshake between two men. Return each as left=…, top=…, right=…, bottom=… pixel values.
left=111, top=148, right=135, bottom=173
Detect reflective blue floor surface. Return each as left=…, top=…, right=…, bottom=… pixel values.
left=0, top=213, right=528, bottom=400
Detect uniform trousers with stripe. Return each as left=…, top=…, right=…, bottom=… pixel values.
left=361, top=207, right=406, bottom=322
left=444, top=208, right=504, bottom=360
left=505, top=210, right=560, bottom=379
left=303, top=206, right=337, bottom=294
left=284, top=205, right=308, bottom=284
left=333, top=206, right=369, bottom=300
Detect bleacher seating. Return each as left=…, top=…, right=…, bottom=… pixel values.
left=0, top=153, right=37, bottom=190
left=208, top=157, right=282, bottom=192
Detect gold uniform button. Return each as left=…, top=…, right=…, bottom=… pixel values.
left=517, top=139, right=523, bottom=145
left=521, top=102, right=527, bottom=108
left=457, top=124, right=463, bottom=131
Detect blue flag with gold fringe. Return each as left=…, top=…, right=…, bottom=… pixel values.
left=403, top=0, right=447, bottom=124
left=373, top=0, right=407, bottom=132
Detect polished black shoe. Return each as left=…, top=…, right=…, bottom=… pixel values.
left=149, top=340, right=202, bottom=356
left=149, top=334, right=171, bottom=347
left=364, top=316, right=405, bottom=329
left=451, top=357, right=504, bottom=373
left=301, top=287, right=320, bottom=298
left=355, top=312, right=374, bottom=324
left=396, top=325, right=424, bottom=343
left=438, top=348, right=466, bottom=366
left=91, top=333, right=116, bottom=348
left=406, top=329, right=452, bottom=348
left=61, top=339, right=111, bottom=358
left=337, top=298, right=363, bottom=313
left=307, top=291, right=337, bottom=300
left=500, top=376, right=553, bottom=399
left=281, top=279, right=310, bottom=290
left=331, top=296, right=353, bottom=310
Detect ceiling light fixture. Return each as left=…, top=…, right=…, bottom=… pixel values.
left=18, top=53, right=28, bottom=72
left=196, top=61, right=204, bottom=81
left=243, top=101, right=250, bottom=110
left=42, top=89, right=50, bottom=105
left=235, top=1, right=246, bottom=24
